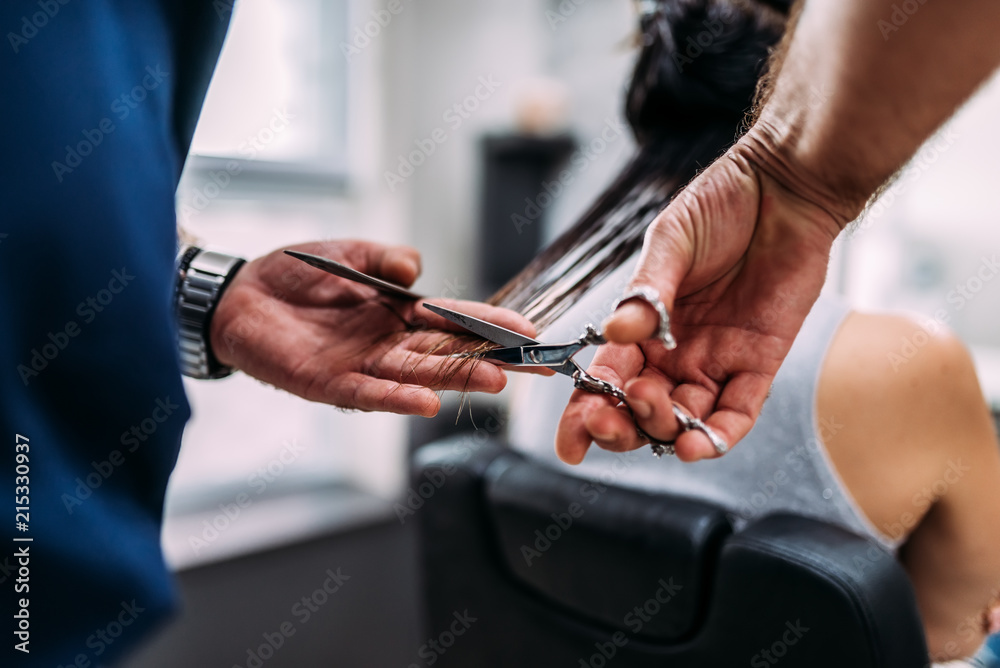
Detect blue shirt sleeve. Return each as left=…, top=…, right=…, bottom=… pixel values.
left=0, top=1, right=229, bottom=664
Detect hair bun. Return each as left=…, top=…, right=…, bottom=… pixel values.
left=626, top=0, right=787, bottom=141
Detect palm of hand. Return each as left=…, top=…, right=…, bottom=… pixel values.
left=557, top=151, right=842, bottom=462
left=211, top=240, right=531, bottom=416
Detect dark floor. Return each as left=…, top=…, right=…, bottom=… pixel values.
left=117, top=399, right=501, bottom=668
left=114, top=406, right=1000, bottom=667
left=118, top=519, right=423, bottom=668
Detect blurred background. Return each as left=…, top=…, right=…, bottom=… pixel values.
left=122, top=0, right=1000, bottom=665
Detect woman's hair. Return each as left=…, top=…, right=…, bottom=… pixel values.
left=487, top=0, right=790, bottom=331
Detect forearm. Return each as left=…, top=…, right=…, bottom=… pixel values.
left=746, top=0, right=1000, bottom=224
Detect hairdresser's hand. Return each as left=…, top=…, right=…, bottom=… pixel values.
left=211, top=240, right=536, bottom=416
left=557, top=138, right=850, bottom=462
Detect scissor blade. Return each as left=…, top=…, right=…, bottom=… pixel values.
left=479, top=342, right=584, bottom=367
left=284, top=250, right=424, bottom=300
left=478, top=347, right=582, bottom=378
left=422, top=303, right=539, bottom=347
left=423, top=303, right=580, bottom=378
left=477, top=347, right=534, bottom=365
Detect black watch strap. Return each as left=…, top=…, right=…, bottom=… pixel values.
left=176, top=247, right=246, bottom=379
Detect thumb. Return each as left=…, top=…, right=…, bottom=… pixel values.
left=602, top=213, right=693, bottom=344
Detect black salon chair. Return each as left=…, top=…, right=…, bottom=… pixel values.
left=413, top=438, right=928, bottom=667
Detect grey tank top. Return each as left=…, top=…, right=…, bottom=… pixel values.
left=508, top=261, right=902, bottom=553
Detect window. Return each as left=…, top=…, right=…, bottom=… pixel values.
left=188, top=0, right=348, bottom=177
left=164, top=0, right=408, bottom=571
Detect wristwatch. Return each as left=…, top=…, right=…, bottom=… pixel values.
left=176, top=246, right=246, bottom=379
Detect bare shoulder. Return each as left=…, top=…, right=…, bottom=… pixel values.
left=817, top=311, right=993, bottom=536
left=826, top=313, right=1000, bottom=659
left=826, top=311, right=988, bottom=434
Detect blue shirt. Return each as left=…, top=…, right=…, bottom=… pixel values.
left=1, top=1, right=229, bottom=664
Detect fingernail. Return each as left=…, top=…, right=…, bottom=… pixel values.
left=629, top=398, right=652, bottom=419
left=591, top=427, right=617, bottom=443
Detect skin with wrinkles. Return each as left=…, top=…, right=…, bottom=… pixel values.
left=557, top=145, right=840, bottom=462
left=210, top=240, right=537, bottom=417
left=561, top=0, right=1000, bottom=461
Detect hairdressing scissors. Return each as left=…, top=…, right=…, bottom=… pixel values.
left=284, top=250, right=425, bottom=300
left=424, top=302, right=607, bottom=384
left=284, top=250, right=725, bottom=456
left=424, top=303, right=729, bottom=457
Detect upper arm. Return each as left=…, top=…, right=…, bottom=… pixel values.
left=899, top=332, right=1000, bottom=660
left=819, top=312, right=1000, bottom=660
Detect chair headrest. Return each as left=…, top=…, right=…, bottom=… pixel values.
left=484, top=454, right=732, bottom=641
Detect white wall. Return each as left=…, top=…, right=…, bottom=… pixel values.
left=167, top=0, right=643, bottom=547
left=169, top=0, right=1000, bottom=559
